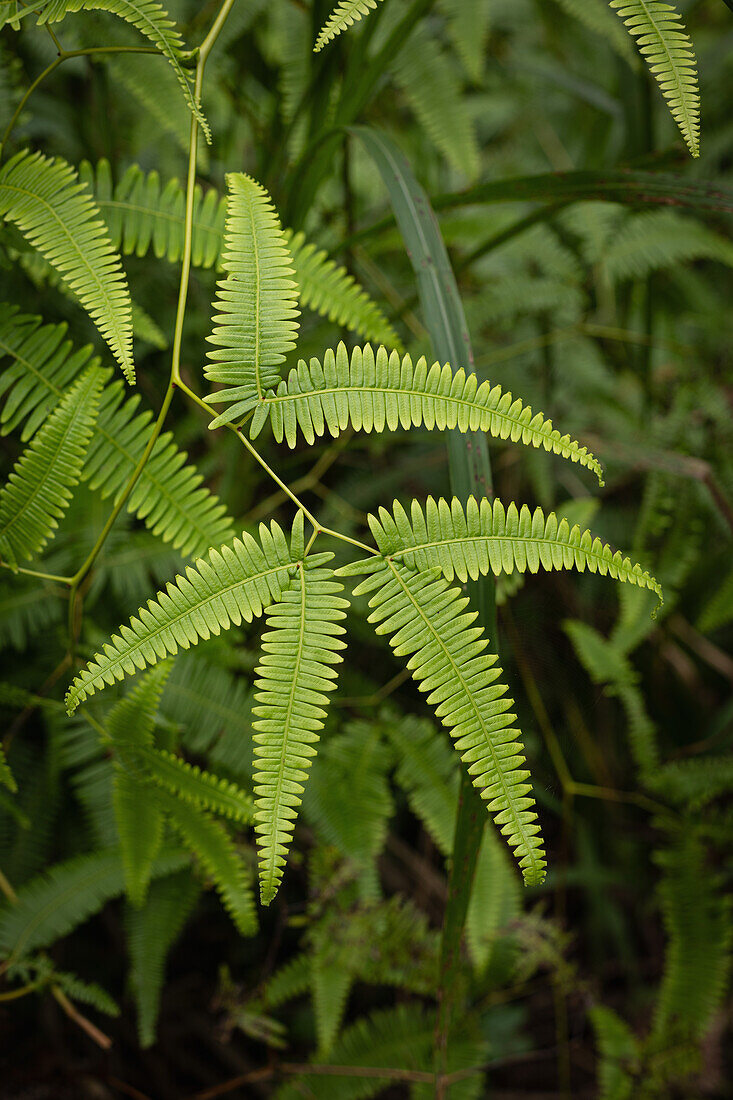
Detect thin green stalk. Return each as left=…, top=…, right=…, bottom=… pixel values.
left=0, top=562, right=72, bottom=584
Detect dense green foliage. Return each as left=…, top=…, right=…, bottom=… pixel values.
left=0, top=1, right=731, bottom=1096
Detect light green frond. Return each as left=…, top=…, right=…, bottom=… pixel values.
left=0, top=847, right=186, bottom=964
left=0, top=307, right=235, bottom=557
left=349, top=559, right=546, bottom=886
left=314, top=0, right=385, bottom=52
left=590, top=1005, right=639, bottom=1100
left=312, top=960, right=352, bottom=1054
left=154, top=787, right=256, bottom=936
left=253, top=561, right=349, bottom=905
left=394, top=25, right=479, bottom=178
left=284, top=231, right=400, bottom=348
left=105, top=667, right=170, bottom=906
left=602, top=210, right=733, bottom=281
left=125, top=870, right=200, bottom=1047
left=65, top=517, right=310, bottom=712
left=24, top=0, right=209, bottom=140
left=0, top=151, right=134, bottom=380
left=78, top=162, right=396, bottom=345
left=648, top=755, right=733, bottom=808
left=0, top=744, right=17, bottom=793
left=139, top=746, right=255, bottom=824
left=365, top=496, right=663, bottom=602
left=609, top=1, right=700, bottom=157
left=0, top=367, right=102, bottom=566
left=205, top=173, right=300, bottom=427
left=437, top=0, right=492, bottom=83
left=251, top=343, right=605, bottom=485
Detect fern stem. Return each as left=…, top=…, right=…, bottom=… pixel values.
left=0, top=562, right=72, bottom=584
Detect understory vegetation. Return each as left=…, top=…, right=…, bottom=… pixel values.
left=0, top=1, right=731, bottom=1097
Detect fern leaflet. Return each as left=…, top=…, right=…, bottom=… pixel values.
left=314, top=0, right=385, bottom=52
left=138, top=746, right=255, bottom=824
left=348, top=559, right=546, bottom=886
left=0, top=367, right=102, bottom=566
left=205, top=173, right=300, bottom=426
left=0, top=151, right=134, bottom=380
left=609, top=1, right=700, bottom=156
left=254, top=561, right=348, bottom=904
left=251, top=343, right=604, bottom=485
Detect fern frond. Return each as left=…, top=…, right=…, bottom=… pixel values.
left=65, top=517, right=309, bottom=712
left=602, top=210, right=733, bottom=281
left=162, top=653, right=253, bottom=763
left=139, top=746, right=255, bottom=824
left=349, top=559, right=546, bottom=886
left=0, top=151, right=134, bottom=380
left=609, top=0, right=700, bottom=156
left=78, top=161, right=397, bottom=345
left=251, top=343, right=604, bottom=483
left=0, top=578, right=64, bottom=650
left=253, top=561, right=349, bottom=904
left=205, top=173, right=300, bottom=427
left=590, top=1005, right=640, bottom=1100
left=285, top=231, right=400, bottom=348
left=314, top=0, right=384, bottom=52
left=0, top=744, right=17, bottom=793
left=0, top=367, right=102, bottom=566
left=27, top=0, right=209, bottom=140
left=365, top=496, right=663, bottom=602
left=552, top=0, right=638, bottom=62
left=0, top=848, right=186, bottom=964
left=106, top=667, right=170, bottom=906
left=154, top=787, right=256, bottom=936
left=52, top=969, right=120, bottom=1017
left=437, top=0, right=492, bottom=83
left=649, top=755, right=733, bottom=808
left=0, top=307, right=235, bottom=556
left=125, top=870, right=200, bottom=1047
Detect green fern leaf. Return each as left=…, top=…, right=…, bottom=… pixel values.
left=609, top=1, right=700, bottom=156
left=125, top=870, right=200, bottom=1047
left=552, top=0, right=638, bottom=63
left=0, top=577, right=64, bottom=651
left=138, top=746, right=255, bottom=824
left=253, top=561, right=349, bottom=905
left=0, top=847, right=186, bottom=965
left=0, top=367, right=102, bottom=566
left=252, top=343, right=604, bottom=485
left=348, top=558, right=546, bottom=886
left=65, top=517, right=311, bottom=712
left=0, top=743, right=17, bottom=793
left=365, top=496, right=663, bottom=602
left=0, top=306, right=235, bottom=557
left=105, top=667, right=171, bottom=906
left=0, top=151, right=134, bottom=380
left=78, top=161, right=396, bottom=346
left=22, top=0, right=209, bottom=140
left=154, top=787, right=256, bottom=936
left=314, top=0, right=385, bottom=52
left=437, top=0, right=492, bottom=83
left=205, top=173, right=300, bottom=427
left=52, top=969, right=120, bottom=1017
left=590, top=1005, right=640, bottom=1100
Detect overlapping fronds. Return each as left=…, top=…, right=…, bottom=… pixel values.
left=139, top=747, right=255, bottom=824
left=154, top=787, right=256, bottom=935
left=254, top=561, right=348, bottom=904
left=205, top=173, right=300, bottom=427
left=0, top=307, right=235, bottom=556
left=16, top=0, right=209, bottom=140
left=0, top=152, right=134, bottom=380
left=609, top=1, right=700, bottom=156
left=347, top=559, right=546, bottom=886
left=65, top=518, right=308, bottom=712
left=0, top=366, right=101, bottom=566
left=314, top=0, right=385, bottom=52
left=161, top=653, right=253, bottom=762
left=0, top=848, right=186, bottom=964
left=125, top=871, right=200, bottom=1047
left=367, top=496, right=663, bottom=601
left=0, top=578, right=64, bottom=650
left=251, top=343, right=604, bottom=483
left=106, top=667, right=170, bottom=906
left=78, top=161, right=397, bottom=344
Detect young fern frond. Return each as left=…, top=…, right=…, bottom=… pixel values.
left=251, top=343, right=605, bottom=486
left=609, top=1, right=700, bottom=157
left=64, top=518, right=307, bottom=712
left=0, top=367, right=102, bottom=567
left=0, top=152, right=135, bottom=381
left=205, top=173, right=300, bottom=427
left=313, top=0, right=385, bottom=52
left=19, top=0, right=209, bottom=140
left=153, top=787, right=256, bottom=936
left=0, top=307, right=235, bottom=557
left=105, top=666, right=170, bottom=906
left=253, top=561, right=349, bottom=904
left=365, top=495, right=663, bottom=602
left=78, top=161, right=399, bottom=346
left=347, top=559, right=546, bottom=886
left=138, top=747, right=255, bottom=824
left=51, top=969, right=120, bottom=1018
